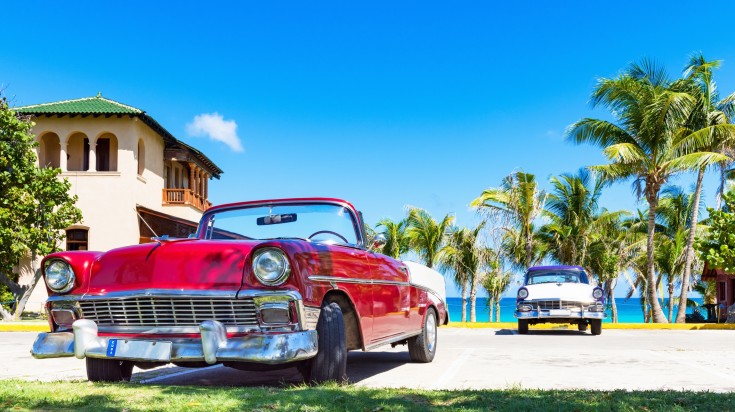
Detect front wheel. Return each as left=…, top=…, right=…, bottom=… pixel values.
left=303, top=302, right=347, bottom=384
left=86, top=358, right=134, bottom=382
left=408, top=308, right=438, bottom=363
left=590, top=319, right=602, bottom=335
left=518, top=319, right=529, bottom=334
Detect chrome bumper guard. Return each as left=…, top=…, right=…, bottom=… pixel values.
left=31, top=319, right=318, bottom=364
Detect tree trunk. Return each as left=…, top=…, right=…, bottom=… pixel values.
left=676, top=167, right=704, bottom=323
left=488, top=297, right=495, bottom=322
left=605, top=281, right=618, bottom=323
left=469, top=280, right=478, bottom=323
left=461, top=283, right=467, bottom=323
left=13, top=252, right=43, bottom=321
left=667, top=281, right=674, bottom=323
left=525, top=232, right=533, bottom=268
left=646, top=195, right=668, bottom=323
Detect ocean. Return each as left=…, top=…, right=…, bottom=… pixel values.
left=447, top=297, right=703, bottom=323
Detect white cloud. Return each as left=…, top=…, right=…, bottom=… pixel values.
left=186, top=113, right=243, bottom=152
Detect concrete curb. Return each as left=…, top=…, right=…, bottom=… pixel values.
left=447, top=322, right=735, bottom=330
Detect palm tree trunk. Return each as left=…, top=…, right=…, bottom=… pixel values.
left=488, top=297, right=495, bottom=322
left=461, top=283, right=467, bottom=323
left=668, top=281, right=675, bottom=323
left=605, top=280, right=618, bottom=323
left=675, top=167, right=704, bottom=323
left=646, top=196, right=668, bottom=323
left=469, top=280, right=478, bottom=322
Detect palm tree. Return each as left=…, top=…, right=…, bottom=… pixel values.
left=586, top=211, right=638, bottom=323
left=672, top=54, right=735, bottom=323
left=405, top=208, right=453, bottom=269
left=568, top=60, right=729, bottom=323
left=657, top=186, right=700, bottom=322
left=438, top=222, right=489, bottom=322
left=471, top=171, right=547, bottom=269
left=376, top=218, right=409, bottom=259
left=540, top=169, right=605, bottom=266
left=482, top=270, right=512, bottom=322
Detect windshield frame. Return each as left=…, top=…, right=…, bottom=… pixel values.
left=196, top=199, right=366, bottom=249
left=524, top=269, right=590, bottom=285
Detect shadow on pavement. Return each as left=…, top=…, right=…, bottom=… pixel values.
left=134, top=350, right=410, bottom=387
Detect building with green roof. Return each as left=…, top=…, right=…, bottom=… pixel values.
left=14, top=95, right=224, bottom=311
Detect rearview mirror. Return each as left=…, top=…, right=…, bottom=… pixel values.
left=257, top=213, right=297, bottom=225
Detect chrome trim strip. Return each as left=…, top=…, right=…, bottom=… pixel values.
left=79, top=289, right=239, bottom=300
left=95, top=325, right=262, bottom=334
left=364, top=330, right=422, bottom=351
left=308, top=275, right=410, bottom=287
left=239, top=289, right=303, bottom=301
left=411, top=283, right=447, bottom=307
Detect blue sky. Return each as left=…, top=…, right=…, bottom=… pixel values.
left=4, top=2, right=735, bottom=297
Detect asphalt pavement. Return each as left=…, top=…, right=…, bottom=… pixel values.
left=4, top=328, right=735, bottom=392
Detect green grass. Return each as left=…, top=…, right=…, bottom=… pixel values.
left=1, top=380, right=733, bottom=411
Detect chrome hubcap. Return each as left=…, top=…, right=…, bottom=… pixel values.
left=426, top=312, right=437, bottom=353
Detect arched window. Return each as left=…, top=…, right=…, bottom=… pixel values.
left=137, top=139, right=145, bottom=175
left=67, top=133, right=89, bottom=171
left=96, top=133, right=118, bottom=172
left=38, top=133, right=61, bottom=168
left=66, top=228, right=88, bottom=251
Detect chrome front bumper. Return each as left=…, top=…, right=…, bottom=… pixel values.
left=31, top=319, right=318, bottom=364
left=514, top=310, right=606, bottom=320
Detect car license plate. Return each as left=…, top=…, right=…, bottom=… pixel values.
left=548, top=309, right=571, bottom=316
left=106, top=339, right=172, bottom=361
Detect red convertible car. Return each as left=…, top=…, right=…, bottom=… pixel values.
left=31, top=198, right=448, bottom=383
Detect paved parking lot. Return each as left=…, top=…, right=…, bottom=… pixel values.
left=4, top=328, right=735, bottom=392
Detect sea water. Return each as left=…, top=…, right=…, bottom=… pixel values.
left=447, top=297, right=703, bottom=323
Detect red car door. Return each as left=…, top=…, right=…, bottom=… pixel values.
left=367, top=252, right=413, bottom=342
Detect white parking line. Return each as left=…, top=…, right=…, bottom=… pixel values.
left=431, top=348, right=474, bottom=389
left=138, top=364, right=223, bottom=383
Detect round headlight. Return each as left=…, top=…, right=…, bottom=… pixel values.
left=45, top=259, right=75, bottom=293
left=252, top=248, right=291, bottom=286
left=592, top=287, right=604, bottom=300
left=517, top=287, right=529, bottom=300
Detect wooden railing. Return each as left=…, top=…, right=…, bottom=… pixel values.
left=162, top=189, right=212, bottom=212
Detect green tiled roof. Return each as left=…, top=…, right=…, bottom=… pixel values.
left=13, top=95, right=223, bottom=178
left=14, top=95, right=143, bottom=115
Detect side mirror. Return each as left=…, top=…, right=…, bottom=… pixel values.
left=373, top=233, right=387, bottom=248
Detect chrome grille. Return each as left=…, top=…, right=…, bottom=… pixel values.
left=79, top=297, right=258, bottom=327
left=531, top=300, right=585, bottom=310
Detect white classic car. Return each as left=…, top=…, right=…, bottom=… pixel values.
left=514, top=266, right=606, bottom=335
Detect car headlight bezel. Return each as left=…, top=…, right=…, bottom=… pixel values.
left=252, top=248, right=291, bottom=286
left=44, top=259, right=76, bottom=293
left=592, top=287, right=604, bottom=300
left=517, top=287, right=529, bottom=300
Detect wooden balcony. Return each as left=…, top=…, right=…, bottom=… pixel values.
left=162, top=188, right=212, bottom=212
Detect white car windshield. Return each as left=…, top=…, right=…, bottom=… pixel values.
left=200, top=203, right=360, bottom=246
left=526, top=270, right=589, bottom=285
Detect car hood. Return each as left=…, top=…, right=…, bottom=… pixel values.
left=523, top=283, right=595, bottom=302
left=85, top=239, right=256, bottom=295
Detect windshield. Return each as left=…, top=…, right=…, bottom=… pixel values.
left=199, top=203, right=361, bottom=246
left=525, top=270, right=589, bottom=285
